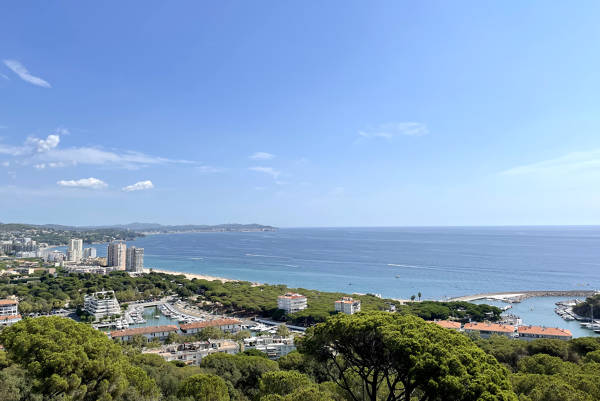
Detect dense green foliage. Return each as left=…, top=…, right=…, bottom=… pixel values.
left=573, top=294, right=600, bottom=319
left=300, top=312, right=517, bottom=401
left=0, top=317, right=158, bottom=400
left=177, top=374, right=230, bottom=401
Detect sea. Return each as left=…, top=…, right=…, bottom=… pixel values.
left=80, top=226, right=600, bottom=337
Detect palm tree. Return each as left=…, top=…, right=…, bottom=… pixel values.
left=418, top=292, right=422, bottom=301
left=410, top=295, right=416, bottom=302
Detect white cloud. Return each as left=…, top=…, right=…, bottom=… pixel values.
left=250, top=152, right=275, bottom=160
left=0, top=73, right=8, bottom=80
left=3, top=59, right=51, bottom=88
left=57, top=177, right=108, bottom=189
left=358, top=122, right=428, bottom=140
left=249, top=166, right=281, bottom=179
left=500, top=149, right=600, bottom=176
left=0, top=131, right=191, bottom=169
left=122, top=180, right=154, bottom=192
left=1, top=161, right=9, bottom=167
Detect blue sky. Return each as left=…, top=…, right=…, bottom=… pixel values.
left=1, top=1, right=600, bottom=227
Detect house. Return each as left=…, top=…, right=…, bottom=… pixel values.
left=110, top=325, right=179, bottom=341
left=335, top=297, right=361, bottom=314
left=179, top=318, right=243, bottom=335
left=463, top=322, right=516, bottom=338
left=0, top=299, right=19, bottom=317
left=0, top=314, right=21, bottom=327
left=143, top=339, right=239, bottom=365
left=243, top=335, right=296, bottom=359
left=277, top=293, right=307, bottom=313
left=433, top=320, right=462, bottom=330
left=517, top=325, right=572, bottom=341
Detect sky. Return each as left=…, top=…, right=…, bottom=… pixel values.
left=1, top=1, right=600, bottom=227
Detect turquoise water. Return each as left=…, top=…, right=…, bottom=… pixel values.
left=130, top=306, right=179, bottom=328
left=81, top=227, right=600, bottom=337
left=474, top=297, right=598, bottom=338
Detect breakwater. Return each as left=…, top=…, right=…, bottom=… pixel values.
left=449, top=290, right=598, bottom=303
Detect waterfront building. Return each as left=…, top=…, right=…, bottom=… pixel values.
left=66, top=265, right=111, bottom=275
left=0, top=299, right=19, bottom=317
left=433, top=320, right=462, bottom=331
left=463, top=322, right=516, bottom=338
left=143, top=339, right=239, bottom=365
left=179, top=318, right=242, bottom=335
left=243, top=335, right=296, bottom=359
left=83, top=247, right=97, bottom=259
left=84, top=290, right=121, bottom=319
left=0, top=314, right=22, bottom=327
left=126, top=246, right=144, bottom=272
left=277, top=293, right=308, bottom=313
left=334, top=297, right=361, bottom=314
left=68, top=239, right=83, bottom=263
left=111, top=325, right=178, bottom=341
left=517, top=325, right=572, bottom=341
left=107, top=241, right=127, bottom=270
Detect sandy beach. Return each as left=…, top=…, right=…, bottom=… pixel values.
left=143, top=268, right=237, bottom=283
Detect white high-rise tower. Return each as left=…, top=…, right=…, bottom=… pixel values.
left=68, top=239, right=83, bottom=263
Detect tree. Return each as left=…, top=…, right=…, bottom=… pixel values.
left=276, top=324, right=290, bottom=337
left=197, top=327, right=226, bottom=341
left=177, top=374, right=230, bottom=401
left=259, top=370, right=313, bottom=397
left=410, top=295, right=416, bottom=301
left=300, top=312, right=517, bottom=401
left=0, top=316, right=158, bottom=401
left=418, top=292, right=421, bottom=301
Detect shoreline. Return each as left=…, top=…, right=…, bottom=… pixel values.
left=143, top=268, right=239, bottom=284
left=448, top=290, right=598, bottom=303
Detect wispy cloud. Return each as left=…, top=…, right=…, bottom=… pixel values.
left=500, top=149, right=600, bottom=176
left=358, top=122, right=428, bottom=140
left=249, top=166, right=281, bottom=179
left=250, top=152, right=275, bottom=160
left=0, top=131, right=192, bottom=169
left=197, top=165, right=223, bottom=174
left=3, top=59, right=51, bottom=88
left=122, top=180, right=154, bottom=192
left=57, top=177, right=107, bottom=189
left=0, top=73, right=8, bottom=80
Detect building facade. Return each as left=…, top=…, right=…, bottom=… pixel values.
left=143, top=339, right=239, bottom=365
left=68, top=239, right=83, bottom=263
left=179, top=318, right=242, bottom=335
left=463, top=322, right=516, bottom=338
left=335, top=297, right=361, bottom=314
left=243, top=335, right=296, bottom=359
left=126, top=246, right=144, bottom=272
left=517, top=326, right=572, bottom=341
left=107, top=241, right=127, bottom=270
left=84, top=290, right=121, bottom=319
left=83, top=247, right=97, bottom=259
left=277, top=293, right=308, bottom=313
left=0, top=299, right=21, bottom=327
left=111, top=325, right=178, bottom=341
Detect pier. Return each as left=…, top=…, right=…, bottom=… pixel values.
left=448, top=290, right=598, bottom=303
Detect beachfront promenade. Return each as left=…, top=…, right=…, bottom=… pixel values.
left=449, top=290, right=598, bottom=303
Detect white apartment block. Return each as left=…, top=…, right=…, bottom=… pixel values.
left=335, top=297, right=361, bottom=314
left=83, top=247, right=97, bottom=259
left=68, top=239, right=83, bottom=263
left=277, top=292, right=307, bottom=313
left=84, top=290, right=121, bottom=319
left=107, top=241, right=127, bottom=270
left=126, top=246, right=144, bottom=272
left=111, top=325, right=178, bottom=341
left=0, top=299, right=21, bottom=327
left=243, top=335, right=296, bottom=359
left=179, top=318, right=243, bottom=335
left=143, top=339, right=239, bottom=365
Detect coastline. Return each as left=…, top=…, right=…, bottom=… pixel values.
left=143, top=267, right=238, bottom=283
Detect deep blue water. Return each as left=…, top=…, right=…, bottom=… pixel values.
left=86, top=226, right=600, bottom=300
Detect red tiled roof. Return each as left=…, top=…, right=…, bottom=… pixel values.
left=518, top=325, right=572, bottom=337
left=464, top=322, right=515, bottom=333
left=180, top=318, right=242, bottom=331
left=433, top=320, right=461, bottom=329
left=111, top=325, right=178, bottom=338
left=0, top=299, right=18, bottom=306
left=0, top=315, right=21, bottom=321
